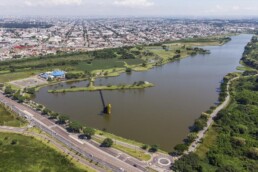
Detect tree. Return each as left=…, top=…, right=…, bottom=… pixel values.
left=83, top=127, right=96, bottom=139
left=4, top=86, right=14, bottom=95
left=68, top=121, right=82, bottom=133
left=193, top=119, right=207, bottom=132
left=17, top=95, right=25, bottom=103
left=149, top=144, right=159, bottom=152
left=142, top=62, right=147, bottom=67
left=186, top=133, right=198, bottom=144
left=171, top=153, right=202, bottom=172
left=58, top=115, right=69, bottom=124
left=12, top=91, right=21, bottom=100
left=37, top=104, right=43, bottom=110
left=126, top=68, right=132, bottom=73
left=25, top=87, right=36, bottom=95
left=42, top=108, right=51, bottom=115
left=49, top=112, right=59, bottom=119
left=101, top=138, right=113, bottom=147
left=174, top=144, right=188, bottom=155
left=247, top=147, right=258, bottom=160
left=175, top=49, right=181, bottom=54
left=141, top=144, right=148, bottom=150
left=216, top=165, right=238, bottom=172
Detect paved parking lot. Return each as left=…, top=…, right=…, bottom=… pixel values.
left=9, top=76, right=47, bottom=88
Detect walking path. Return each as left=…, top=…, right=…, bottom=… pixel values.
left=186, top=73, right=258, bottom=154
left=186, top=76, right=239, bottom=153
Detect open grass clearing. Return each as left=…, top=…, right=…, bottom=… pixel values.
left=0, top=104, right=26, bottom=127
left=0, top=132, right=92, bottom=172
left=195, top=127, right=218, bottom=159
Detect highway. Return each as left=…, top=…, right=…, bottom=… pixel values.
left=0, top=92, right=144, bottom=172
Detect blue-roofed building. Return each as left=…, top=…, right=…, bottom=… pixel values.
left=39, top=70, right=66, bottom=80
left=52, top=70, right=66, bottom=78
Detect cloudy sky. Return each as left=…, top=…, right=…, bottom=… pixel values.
left=0, top=0, right=258, bottom=17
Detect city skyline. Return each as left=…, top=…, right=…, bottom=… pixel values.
left=1, top=0, right=258, bottom=18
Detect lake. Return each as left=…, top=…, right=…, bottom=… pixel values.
left=34, top=34, right=252, bottom=151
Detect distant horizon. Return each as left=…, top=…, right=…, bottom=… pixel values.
left=1, top=0, right=258, bottom=18
left=1, top=15, right=258, bottom=20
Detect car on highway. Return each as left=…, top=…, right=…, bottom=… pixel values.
left=119, top=167, right=125, bottom=172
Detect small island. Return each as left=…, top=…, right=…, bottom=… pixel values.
left=48, top=81, right=154, bottom=93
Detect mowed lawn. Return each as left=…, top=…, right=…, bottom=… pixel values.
left=0, top=104, right=26, bottom=127
left=0, top=132, right=86, bottom=172
left=77, top=58, right=144, bottom=71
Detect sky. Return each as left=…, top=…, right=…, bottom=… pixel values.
left=0, top=0, right=258, bottom=18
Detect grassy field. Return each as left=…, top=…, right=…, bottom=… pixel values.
left=92, top=136, right=151, bottom=161
left=0, top=104, right=26, bottom=127
left=48, top=82, right=154, bottom=93
left=165, top=36, right=231, bottom=46
left=113, top=144, right=151, bottom=161
left=0, top=132, right=91, bottom=172
left=195, top=127, right=218, bottom=159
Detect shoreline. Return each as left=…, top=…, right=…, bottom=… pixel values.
left=48, top=82, right=154, bottom=93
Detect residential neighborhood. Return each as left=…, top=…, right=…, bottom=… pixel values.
left=0, top=17, right=257, bottom=61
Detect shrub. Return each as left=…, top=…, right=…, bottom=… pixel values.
left=101, top=138, right=113, bottom=147
left=141, top=144, right=148, bottom=150
left=174, top=144, right=188, bottom=155
left=149, top=144, right=158, bottom=152
left=126, top=68, right=132, bottom=73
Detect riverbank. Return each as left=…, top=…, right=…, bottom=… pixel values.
left=48, top=81, right=154, bottom=93
left=172, top=34, right=258, bottom=172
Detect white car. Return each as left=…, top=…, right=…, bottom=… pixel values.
left=119, top=168, right=125, bottom=172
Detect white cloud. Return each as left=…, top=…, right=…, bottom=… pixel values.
left=215, top=5, right=223, bottom=10
left=232, top=6, right=240, bottom=10
left=24, top=0, right=82, bottom=6
left=113, top=0, right=154, bottom=7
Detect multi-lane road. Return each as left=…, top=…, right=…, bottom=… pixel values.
left=0, top=92, right=145, bottom=172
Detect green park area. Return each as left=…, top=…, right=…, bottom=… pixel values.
left=0, top=36, right=230, bottom=85
left=0, top=132, right=91, bottom=172
left=92, top=134, right=151, bottom=161
left=0, top=104, right=26, bottom=127
left=0, top=104, right=96, bottom=172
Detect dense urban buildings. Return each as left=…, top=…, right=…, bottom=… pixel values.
left=0, top=17, right=257, bottom=61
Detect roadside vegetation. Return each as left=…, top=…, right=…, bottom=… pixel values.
left=0, top=103, right=26, bottom=127
left=172, top=35, right=258, bottom=172
left=93, top=136, right=152, bottom=161
left=0, top=132, right=89, bottom=172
